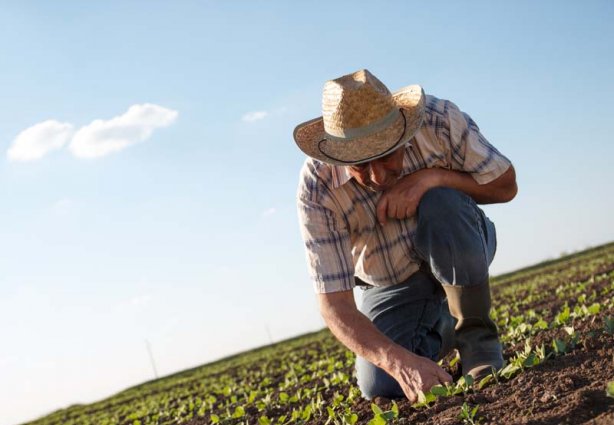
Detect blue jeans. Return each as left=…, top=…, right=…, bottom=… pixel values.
left=355, top=187, right=497, bottom=399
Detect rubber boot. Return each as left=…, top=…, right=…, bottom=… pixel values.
left=434, top=299, right=457, bottom=361
left=442, top=281, right=503, bottom=379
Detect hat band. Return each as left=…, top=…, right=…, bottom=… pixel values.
left=324, top=108, right=400, bottom=141
left=317, top=110, right=407, bottom=164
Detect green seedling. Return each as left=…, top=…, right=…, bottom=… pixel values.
left=554, top=305, right=571, bottom=325
left=459, top=402, right=481, bottom=425
left=563, top=326, right=579, bottom=349
left=258, top=415, right=272, bottom=425
left=342, top=412, right=359, bottom=425
left=533, top=319, right=549, bottom=330
left=431, top=383, right=453, bottom=397
left=411, top=390, right=438, bottom=409
left=607, top=381, right=614, bottom=399
left=604, top=316, right=614, bottom=334
left=552, top=338, right=567, bottom=355
left=367, top=402, right=399, bottom=425
left=449, top=351, right=461, bottom=368
left=231, top=406, right=245, bottom=418
left=478, top=373, right=494, bottom=390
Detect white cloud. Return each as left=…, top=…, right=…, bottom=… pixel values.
left=242, top=110, right=268, bottom=123
left=261, top=207, right=277, bottom=218
left=7, top=120, right=73, bottom=162
left=69, top=103, right=178, bottom=159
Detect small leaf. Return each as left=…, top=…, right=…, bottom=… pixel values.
left=371, top=403, right=384, bottom=415
left=556, top=306, right=571, bottom=324
left=471, top=404, right=479, bottom=416
left=381, top=411, right=396, bottom=420
left=523, top=352, right=537, bottom=368
left=587, top=303, right=601, bottom=315
left=367, top=416, right=387, bottom=425
left=553, top=338, right=567, bottom=354
left=345, top=413, right=358, bottom=425
left=232, top=406, right=245, bottom=418
left=258, top=416, right=272, bottom=425
left=478, top=374, right=493, bottom=389
left=607, top=381, right=614, bottom=398
left=431, top=385, right=448, bottom=396
left=391, top=401, right=399, bottom=416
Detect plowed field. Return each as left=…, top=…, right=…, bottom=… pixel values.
left=24, top=243, right=614, bottom=425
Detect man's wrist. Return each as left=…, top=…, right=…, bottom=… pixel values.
left=383, top=345, right=417, bottom=376
left=418, top=168, right=445, bottom=194
left=430, top=168, right=447, bottom=188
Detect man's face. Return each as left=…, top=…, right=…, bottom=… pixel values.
left=347, top=146, right=405, bottom=192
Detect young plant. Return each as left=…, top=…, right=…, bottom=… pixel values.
left=411, top=390, right=438, bottom=408
left=457, top=374, right=474, bottom=394
left=367, top=401, right=399, bottom=424
left=459, top=402, right=481, bottom=425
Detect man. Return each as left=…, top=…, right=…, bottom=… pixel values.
left=294, top=69, right=517, bottom=403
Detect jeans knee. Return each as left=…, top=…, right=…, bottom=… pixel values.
left=355, top=358, right=403, bottom=399
left=417, top=187, right=466, bottom=223
left=413, top=187, right=490, bottom=286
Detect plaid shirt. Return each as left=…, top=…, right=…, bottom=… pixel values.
left=297, top=94, right=512, bottom=293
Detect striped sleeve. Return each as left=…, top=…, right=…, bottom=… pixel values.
left=297, top=162, right=355, bottom=293
left=446, top=101, right=512, bottom=184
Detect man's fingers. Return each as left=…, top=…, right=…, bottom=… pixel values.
left=403, top=387, right=419, bottom=404
left=422, top=378, right=440, bottom=393
left=376, top=196, right=388, bottom=226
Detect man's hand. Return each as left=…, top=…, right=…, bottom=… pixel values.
left=390, top=349, right=452, bottom=403
left=318, top=290, right=451, bottom=402
left=376, top=169, right=441, bottom=226
left=375, top=165, right=518, bottom=226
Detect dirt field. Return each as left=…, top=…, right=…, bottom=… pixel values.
left=25, top=243, right=614, bottom=425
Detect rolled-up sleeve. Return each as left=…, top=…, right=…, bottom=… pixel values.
left=446, top=101, right=512, bottom=185
left=297, top=163, right=355, bottom=293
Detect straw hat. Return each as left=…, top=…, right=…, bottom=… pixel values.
left=293, top=69, right=425, bottom=165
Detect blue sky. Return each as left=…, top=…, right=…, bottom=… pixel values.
left=1, top=1, right=613, bottom=424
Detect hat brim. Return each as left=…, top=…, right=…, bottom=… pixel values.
left=293, top=84, right=425, bottom=166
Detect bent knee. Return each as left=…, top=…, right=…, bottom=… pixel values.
left=417, top=187, right=467, bottom=222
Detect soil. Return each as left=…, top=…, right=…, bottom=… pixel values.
left=355, top=313, right=614, bottom=425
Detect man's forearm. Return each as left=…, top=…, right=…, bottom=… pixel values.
left=376, top=164, right=517, bottom=225
left=318, top=292, right=415, bottom=376
left=433, top=165, right=517, bottom=204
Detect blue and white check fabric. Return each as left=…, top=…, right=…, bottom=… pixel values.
left=297, top=94, right=512, bottom=293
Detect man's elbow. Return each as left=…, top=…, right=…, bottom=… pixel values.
left=501, top=180, right=518, bottom=202
left=498, top=165, right=518, bottom=203
left=318, top=291, right=357, bottom=324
